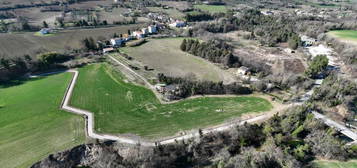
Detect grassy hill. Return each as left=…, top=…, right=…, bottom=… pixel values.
left=70, top=63, right=272, bottom=139
left=0, top=73, right=85, bottom=168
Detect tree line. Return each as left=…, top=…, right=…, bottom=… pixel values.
left=157, top=73, right=251, bottom=98
left=180, top=39, right=239, bottom=67
left=33, top=106, right=356, bottom=168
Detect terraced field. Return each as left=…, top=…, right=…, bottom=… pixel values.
left=69, top=64, right=272, bottom=139
left=0, top=73, right=85, bottom=168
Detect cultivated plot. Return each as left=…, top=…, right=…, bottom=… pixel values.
left=118, top=38, right=236, bottom=84
left=69, top=64, right=272, bottom=139
left=0, top=73, right=85, bottom=168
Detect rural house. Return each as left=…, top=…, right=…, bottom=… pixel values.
left=110, top=38, right=124, bottom=47
left=103, top=47, right=115, bottom=54
left=169, top=20, right=186, bottom=28
left=148, top=25, right=157, bottom=34
left=237, top=66, right=250, bottom=75
left=141, top=28, right=149, bottom=35
left=301, top=35, right=316, bottom=47
left=133, top=31, right=145, bottom=39
left=39, top=28, right=52, bottom=35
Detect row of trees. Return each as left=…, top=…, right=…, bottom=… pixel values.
left=158, top=73, right=251, bottom=98
left=180, top=39, right=239, bottom=67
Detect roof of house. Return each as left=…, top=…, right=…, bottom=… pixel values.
left=238, top=66, right=249, bottom=71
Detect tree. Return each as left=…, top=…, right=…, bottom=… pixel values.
left=180, top=39, right=187, bottom=51
left=0, top=58, right=10, bottom=69
left=82, top=37, right=98, bottom=51
left=37, top=52, right=65, bottom=66
left=305, top=55, right=329, bottom=78
left=43, top=21, right=48, bottom=28
left=288, top=35, right=300, bottom=50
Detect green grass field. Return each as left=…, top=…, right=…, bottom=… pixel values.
left=118, top=38, right=236, bottom=83
left=328, top=30, right=357, bottom=43
left=0, top=73, right=85, bottom=168
left=194, top=4, right=228, bottom=13
left=70, top=64, right=272, bottom=138
left=313, top=160, right=357, bottom=168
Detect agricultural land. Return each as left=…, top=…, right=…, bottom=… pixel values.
left=69, top=63, right=272, bottom=139
left=0, top=73, right=85, bottom=168
left=313, top=160, right=357, bottom=168
left=118, top=38, right=236, bottom=84
left=0, top=24, right=144, bottom=59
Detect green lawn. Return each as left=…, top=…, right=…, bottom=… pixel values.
left=0, top=73, right=85, bottom=168
left=313, top=160, right=357, bottom=168
left=194, top=4, right=228, bottom=13
left=328, top=30, right=357, bottom=43
left=70, top=64, right=272, bottom=139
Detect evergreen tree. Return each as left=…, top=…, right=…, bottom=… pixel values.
left=43, top=21, right=48, bottom=28
left=180, top=39, right=187, bottom=51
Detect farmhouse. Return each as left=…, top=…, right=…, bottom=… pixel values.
left=169, top=20, right=186, bottom=28
left=133, top=31, right=145, bottom=39
left=301, top=35, right=317, bottom=47
left=103, top=47, right=115, bottom=53
left=141, top=28, right=149, bottom=35
left=110, top=38, right=124, bottom=47
left=39, top=28, right=52, bottom=35
left=148, top=25, right=157, bottom=34
left=155, top=83, right=167, bottom=93
left=237, top=66, right=250, bottom=75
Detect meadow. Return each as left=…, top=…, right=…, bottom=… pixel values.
left=193, top=4, right=228, bottom=13
left=328, top=30, right=357, bottom=44
left=0, top=73, right=85, bottom=168
left=313, top=160, right=357, bottom=168
left=69, top=64, right=272, bottom=139
left=0, top=24, right=144, bottom=59
left=118, top=38, right=236, bottom=84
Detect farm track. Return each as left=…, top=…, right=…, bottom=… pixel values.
left=29, top=54, right=357, bottom=147
left=54, top=55, right=279, bottom=146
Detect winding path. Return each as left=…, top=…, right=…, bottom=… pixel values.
left=58, top=61, right=276, bottom=146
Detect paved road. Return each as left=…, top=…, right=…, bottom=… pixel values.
left=312, top=111, right=357, bottom=141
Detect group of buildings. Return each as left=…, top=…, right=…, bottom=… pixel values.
left=147, top=12, right=187, bottom=28
left=104, top=24, right=158, bottom=52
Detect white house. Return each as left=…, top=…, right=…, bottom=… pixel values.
left=236, top=66, right=250, bottom=76
left=148, top=25, right=157, bottom=34
left=103, top=47, right=115, bottom=53
left=133, top=31, right=144, bottom=39
left=39, top=28, right=52, bottom=35
left=141, top=28, right=149, bottom=35
left=110, top=38, right=124, bottom=47
left=169, top=20, right=186, bottom=28
left=301, top=35, right=316, bottom=47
